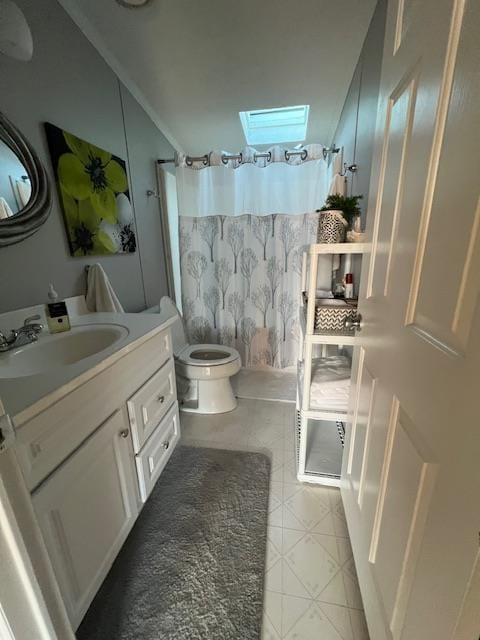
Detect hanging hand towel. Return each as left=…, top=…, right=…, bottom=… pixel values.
left=86, top=263, right=124, bottom=313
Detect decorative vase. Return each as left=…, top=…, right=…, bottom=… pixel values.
left=317, top=210, right=348, bottom=243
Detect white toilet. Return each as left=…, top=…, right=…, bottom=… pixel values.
left=160, top=297, right=241, bottom=414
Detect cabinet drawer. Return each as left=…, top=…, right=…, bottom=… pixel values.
left=16, top=327, right=172, bottom=491
left=127, top=358, right=176, bottom=453
left=135, top=402, right=180, bottom=502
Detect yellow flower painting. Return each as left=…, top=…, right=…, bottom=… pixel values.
left=45, top=123, right=136, bottom=256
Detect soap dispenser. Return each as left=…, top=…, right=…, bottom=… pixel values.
left=46, top=283, right=71, bottom=333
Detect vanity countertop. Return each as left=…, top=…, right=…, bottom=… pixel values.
left=0, top=312, right=176, bottom=427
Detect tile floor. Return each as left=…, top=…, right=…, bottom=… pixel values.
left=180, top=397, right=370, bottom=640
left=232, top=367, right=297, bottom=403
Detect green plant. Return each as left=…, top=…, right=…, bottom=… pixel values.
left=320, top=194, right=363, bottom=225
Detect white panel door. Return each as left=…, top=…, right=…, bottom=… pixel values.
left=342, top=1, right=480, bottom=639
left=32, top=410, right=139, bottom=629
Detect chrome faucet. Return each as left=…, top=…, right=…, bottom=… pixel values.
left=0, top=315, right=44, bottom=353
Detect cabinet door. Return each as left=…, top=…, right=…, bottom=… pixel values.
left=32, top=410, right=139, bottom=629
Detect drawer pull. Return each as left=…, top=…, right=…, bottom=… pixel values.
left=162, top=440, right=170, bottom=450
left=119, top=429, right=129, bottom=438
left=158, top=395, right=165, bottom=404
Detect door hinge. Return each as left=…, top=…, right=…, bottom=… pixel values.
left=0, top=414, right=15, bottom=453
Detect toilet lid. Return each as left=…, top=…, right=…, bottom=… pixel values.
left=178, top=344, right=240, bottom=367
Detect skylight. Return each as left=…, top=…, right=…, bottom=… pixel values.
left=239, top=105, right=310, bottom=145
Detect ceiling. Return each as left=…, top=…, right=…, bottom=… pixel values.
left=59, top=0, right=377, bottom=155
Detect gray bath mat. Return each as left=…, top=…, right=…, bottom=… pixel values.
left=77, top=445, right=270, bottom=640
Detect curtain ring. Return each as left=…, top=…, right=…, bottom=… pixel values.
left=202, top=154, right=209, bottom=166
left=221, top=154, right=228, bottom=165
left=266, top=151, right=272, bottom=163
left=284, top=150, right=291, bottom=162
left=185, top=156, right=193, bottom=166
left=238, top=152, right=243, bottom=165
left=301, top=149, right=308, bottom=161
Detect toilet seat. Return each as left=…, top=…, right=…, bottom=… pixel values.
left=178, top=344, right=239, bottom=367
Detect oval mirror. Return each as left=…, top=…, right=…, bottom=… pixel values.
left=0, top=112, right=51, bottom=246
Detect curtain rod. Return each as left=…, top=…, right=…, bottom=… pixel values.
left=157, top=145, right=340, bottom=165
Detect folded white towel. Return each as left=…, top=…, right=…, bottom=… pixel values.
left=306, top=355, right=351, bottom=412
left=315, top=289, right=334, bottom=299
left=86, top=263, right=124, bottom=313
left=0, top=197, right=14, bottom=219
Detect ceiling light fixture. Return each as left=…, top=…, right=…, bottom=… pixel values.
left=0, top=0, right=33, bottom=61
left=115, top=0, right=152, bottom=7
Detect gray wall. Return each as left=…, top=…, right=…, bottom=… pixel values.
left=331, top=0, right=387, bottom=218
left=330, top=0, right=387, bottom=294
left=0, top=0, right=174, bottom=313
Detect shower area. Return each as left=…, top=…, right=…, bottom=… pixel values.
left=158, top=144, right=337, bottom=398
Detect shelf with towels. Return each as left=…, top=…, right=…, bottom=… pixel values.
left=296, top=357, right=350, bottom=421
left=294, top=240, right=364, bottom=487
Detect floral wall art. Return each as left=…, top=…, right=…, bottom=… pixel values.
left=45, top=123, right=136, bottom=256
left=179, top=212, right=319, bottom=369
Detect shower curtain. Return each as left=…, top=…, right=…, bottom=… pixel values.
left=176, top=145, right=329, bottom=369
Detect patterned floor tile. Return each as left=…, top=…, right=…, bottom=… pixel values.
left=349, top=608, right=370, bottom=640
left=271, top=464, right=284, bottom=482
left=263, top=591, right=283, bottom=638
left=319, top=602, right=355, bottom=640
left=283, top=529, right=340, bottom=599
left=282, top=595, right=344, bottom=640
left=283, top=484, right=331, bottom=531
left=269, top=481, right=284, bottom=514
left=268, top=504, right=283, bottom=527
left=266, top=526, right=283, bottom=570
left=283, top=453, right=298, bottom=484
left=179, top=396, right=369, bottom=639
left=248, top=417, right=285, bottom=445
left=261, top=615, right=282, bottom=640
left=265, top=557, right=283, bottom=593
left=317, top=571, right=350, bottom=607
left=232, top=368, right=297, bottom=404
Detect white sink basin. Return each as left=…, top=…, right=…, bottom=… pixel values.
left=0, top=323, right=129, bottom=378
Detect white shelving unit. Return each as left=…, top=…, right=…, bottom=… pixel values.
left=295, top=242, right=368, bottom=486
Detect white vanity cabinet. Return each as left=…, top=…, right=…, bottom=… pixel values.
left=12, top=324, right=181, bottom=630
left=31, top=409, right=139, bottom=628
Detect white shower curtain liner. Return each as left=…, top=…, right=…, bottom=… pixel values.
left=176, top=159, right=327, bottom=217
left=175, top=144, right=329, bottom=218
left=175, top=144, right=330, bottom=369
